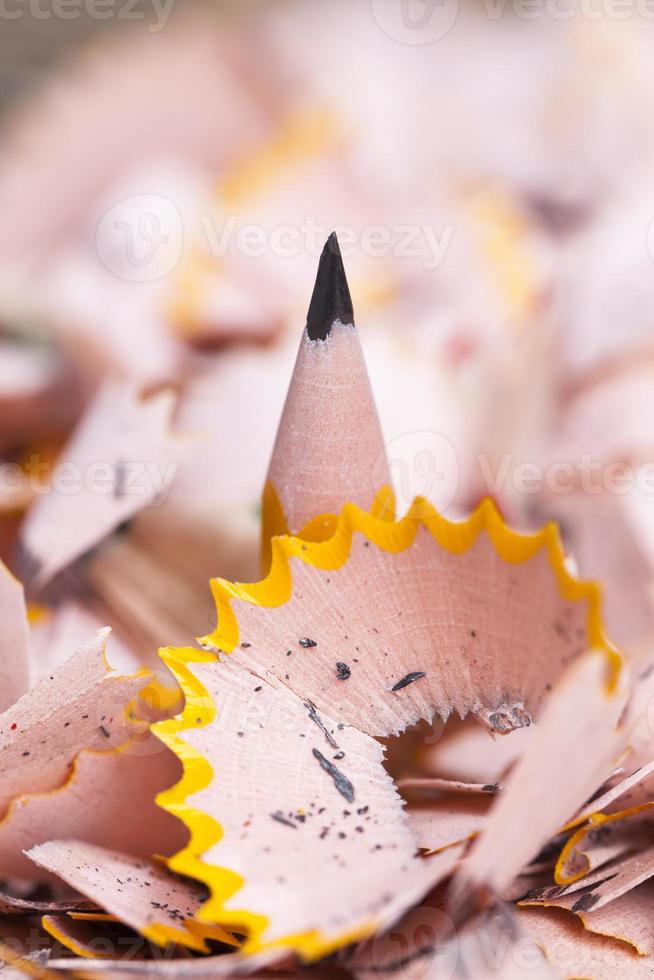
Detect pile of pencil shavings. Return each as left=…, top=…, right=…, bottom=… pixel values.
left=1, top=236, right=653, bottom=980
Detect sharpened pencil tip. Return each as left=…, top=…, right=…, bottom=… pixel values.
left=306, top=232, right=354, bottom=341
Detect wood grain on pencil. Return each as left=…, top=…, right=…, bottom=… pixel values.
left=262, top=233, right=391, bottom=556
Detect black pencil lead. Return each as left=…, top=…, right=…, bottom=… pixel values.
left=306, top=232, right=354, bottom=341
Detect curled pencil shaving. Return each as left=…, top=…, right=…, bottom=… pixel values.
left=17, top=383, right=180, bottom=593
left=27, top=840, right=238, bottom=954
left=150, top=489, right=624, bottom=960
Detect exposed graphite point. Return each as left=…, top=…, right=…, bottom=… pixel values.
left=306, top=232, right=354, bottom=341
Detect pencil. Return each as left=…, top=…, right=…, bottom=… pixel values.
left=262, top=232, right=391, bottom=566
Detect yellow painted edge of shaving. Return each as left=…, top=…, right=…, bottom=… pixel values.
left=41, top=915, right=107, bottom=960
left=154, top=493, right=623, bottom=962
left=68, top=913, right=119, bottom=922
left=555, top=801, right=654, bottom=886
left=42, top=911, right=235, bottom=960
